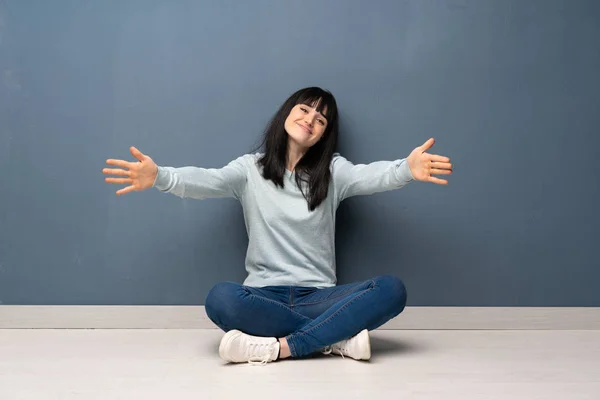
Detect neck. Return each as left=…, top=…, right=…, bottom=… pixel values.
left=286, top=141, right=307, bottom=172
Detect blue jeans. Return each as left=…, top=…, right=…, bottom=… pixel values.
left=204, top=275, right=407, bottom=358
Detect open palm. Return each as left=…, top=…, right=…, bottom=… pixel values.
left=407, top=138, right=452, bottom=184
left=103, top=146, right=158, bottom=195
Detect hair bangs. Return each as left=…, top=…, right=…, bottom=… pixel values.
left=296, top=88, right=336, bottom=120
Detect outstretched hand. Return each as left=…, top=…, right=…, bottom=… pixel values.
left=103, top=146, right=158, bottom=195
left=406, top=138, right=452, bottom=185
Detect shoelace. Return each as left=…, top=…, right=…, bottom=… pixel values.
left=322, top=345, right=346, bottom=359
left=247, top=342, right=276, bottom=366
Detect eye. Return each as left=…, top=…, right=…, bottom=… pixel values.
left=300, top=107, right=308, bottom=113
left=318, top=119, right=325, bottom=125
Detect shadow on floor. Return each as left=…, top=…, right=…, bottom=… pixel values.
left=370, top=334, right=426, bottom=357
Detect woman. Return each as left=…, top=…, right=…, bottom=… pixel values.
left=103, top=87, right=452, bottom=365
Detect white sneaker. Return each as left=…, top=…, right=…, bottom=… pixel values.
left=219, top=330, right=280, bottom=365
left=322, top=329, right=371, bottom=360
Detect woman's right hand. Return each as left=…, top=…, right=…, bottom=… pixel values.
left=103, top=146, right=158, bottom=196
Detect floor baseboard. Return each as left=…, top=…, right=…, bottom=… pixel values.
left=0, top=306, right=598, bottom=329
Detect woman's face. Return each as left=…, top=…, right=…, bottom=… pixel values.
left=284, top=102, right=328, bottom=149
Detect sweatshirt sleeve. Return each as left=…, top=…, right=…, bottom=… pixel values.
left=152, top=154, right=251, bottom=201
left=331, top=153, right=415, bottom=202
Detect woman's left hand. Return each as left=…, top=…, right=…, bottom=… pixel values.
left=407, top=138, right=452, bottom=185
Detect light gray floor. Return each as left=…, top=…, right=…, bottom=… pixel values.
left=0, top=329, right=598, bottom=400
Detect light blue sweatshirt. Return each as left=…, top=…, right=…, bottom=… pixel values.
left=152, top=153, right=414, bottom=288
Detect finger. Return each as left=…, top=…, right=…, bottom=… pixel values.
left=428, top=176, right=448, bottom=185
left=130, top=146, right=146, bottom=162
left=430, top=168, right=452, bottom=175
left=102, top=168, right=130, bottom=176
left=116, top=185, right=136, bottom=196
left=431, top=162, right=452, bottom=170
left=420, top=138, right=435, bottom=151
left=427, top=154, right=450, bottom=163
left=105, top=177, right=133, bottom=184
left=106, top=159, right=132, bottom=168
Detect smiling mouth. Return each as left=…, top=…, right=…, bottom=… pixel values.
left=297, top=123, right=312, bottom=135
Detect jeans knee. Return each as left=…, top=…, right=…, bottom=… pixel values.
left=205, top=281, right=241, bottom=326
left=375, top=275, right=407, bottom=316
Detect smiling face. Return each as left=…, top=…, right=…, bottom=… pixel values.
left=284, top=100, right=329, bottom=151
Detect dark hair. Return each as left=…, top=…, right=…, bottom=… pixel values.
left=252, top=87, right=339, bottom=211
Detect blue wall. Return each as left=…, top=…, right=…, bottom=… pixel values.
left=1, top=0, right=598, bottom=306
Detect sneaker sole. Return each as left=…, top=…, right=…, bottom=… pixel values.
left=219, top=329, right=242, bottom=362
